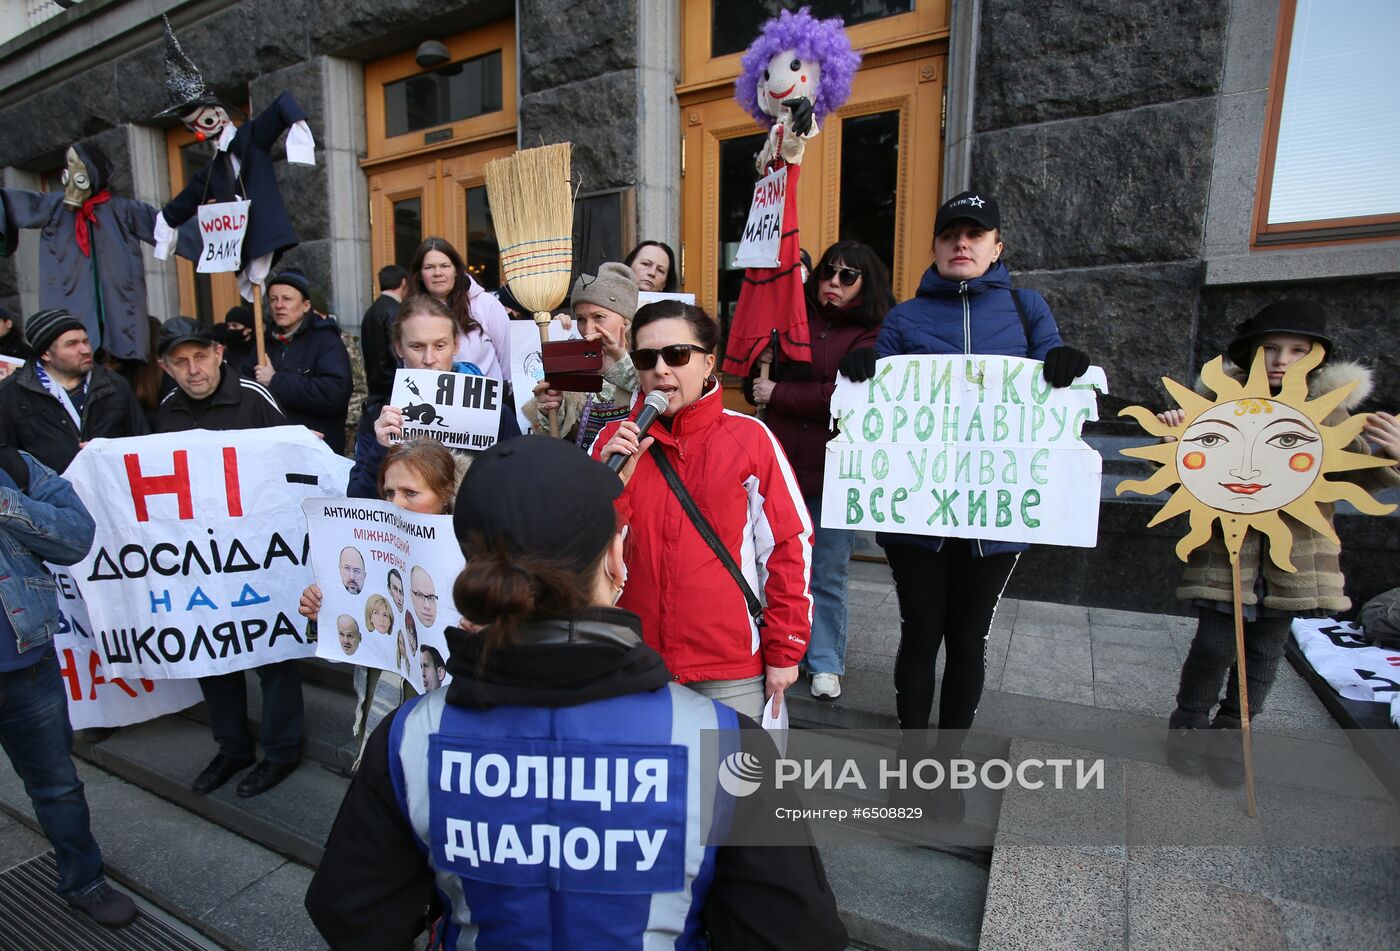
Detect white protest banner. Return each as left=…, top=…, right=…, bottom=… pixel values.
left=731, top=165, right=786, bottom=269
left=196, top=199, right=251, bottom=274
left=637, top=292, right=696, bottom=307
left=1292, top=619, right=1400, bottom=727
left=303, top=498, right=462, bottom=694
left=509, top=318, right=577, bottom=435
left=822, top=354, right=1108, bottom=547
left=49, top=567, right=201, bottom=730
left=65, top=426, right=354, bottom=680
left=390, top=368, right=503, bottom=451
left=0, top=354, right=22, bottom=380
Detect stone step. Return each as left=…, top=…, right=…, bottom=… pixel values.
left=0, top=754, right=323, bottom=951
left=816, top=823, right=986, bottom=951
left=77, top=715, right=344, bottom=869
left=787, top=664, right=1387, bottom=801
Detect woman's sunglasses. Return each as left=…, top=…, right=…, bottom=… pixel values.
left=818, top=264, right=862, bottom=287
left=630, top=344, right=711, bottom=371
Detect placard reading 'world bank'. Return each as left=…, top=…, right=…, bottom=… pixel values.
left=821, top=355, right=1108, bottom=547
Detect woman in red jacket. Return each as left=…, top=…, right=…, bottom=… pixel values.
left=597, top=300, right=813, bottom=720
left=746, top=241, right=893, bottom=702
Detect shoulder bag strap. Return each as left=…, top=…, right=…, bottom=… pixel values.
left=648, top=444, right=764, bottom=621
left=1010, top=288, right=1033, bottom=351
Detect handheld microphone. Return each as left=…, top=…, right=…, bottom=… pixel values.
left=607, top=390, right=671, bottom=473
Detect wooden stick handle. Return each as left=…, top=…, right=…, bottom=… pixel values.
left=756, top=361, right=770, bottom=421
left=252, top=286, right=267, bottom=366
left=1230, top=553, right=1258, bottom=818
left=534, top=312, right=559, bottom=437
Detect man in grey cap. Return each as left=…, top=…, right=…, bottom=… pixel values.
left=152, top=315, right=301, bottom=798
left=155, top=316, right=285, bottom=432
left=0, top=308, right=148, bottom=471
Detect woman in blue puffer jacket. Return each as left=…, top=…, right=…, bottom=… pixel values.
left=838, top=191, right=1091, bottom=822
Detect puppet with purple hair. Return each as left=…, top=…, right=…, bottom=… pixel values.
left=723, top=7, right=860, bottom=376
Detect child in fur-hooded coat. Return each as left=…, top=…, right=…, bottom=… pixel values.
left=1162, top=300, right=1400, bottom=786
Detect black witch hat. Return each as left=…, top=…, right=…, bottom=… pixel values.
left=153, top=15, right=237, bottom=120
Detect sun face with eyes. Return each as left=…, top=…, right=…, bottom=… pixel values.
left=1117, top=346, right=1396, bottom=571
left=758, top=49, right=820, bottom=120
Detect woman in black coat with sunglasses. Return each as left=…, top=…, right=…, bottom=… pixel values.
left=745, top=242, right=893, bottom=703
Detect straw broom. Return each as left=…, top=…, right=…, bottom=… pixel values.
left=484, top=143, right=575, bottom=437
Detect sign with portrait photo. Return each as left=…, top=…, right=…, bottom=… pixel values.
left=303, top=498, right=463, bottom=694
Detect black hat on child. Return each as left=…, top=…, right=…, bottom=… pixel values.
left=1226, top=299, right=1333, bottom=369
left=25, top=309, right=84, bottom=356
left=453, top=438, right=621, bottom=574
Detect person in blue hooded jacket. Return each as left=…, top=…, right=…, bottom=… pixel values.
left=839, top=191, right=1091, bottom=822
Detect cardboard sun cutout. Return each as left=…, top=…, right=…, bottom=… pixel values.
left=1116, top=345, right=1396, bottom=569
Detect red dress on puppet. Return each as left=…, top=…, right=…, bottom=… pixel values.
left=723, top=7, right=860, bottom=375
left=722, top=140, right=810, bottom=377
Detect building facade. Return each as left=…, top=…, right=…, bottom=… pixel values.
left=0, top=0, right=1393, bottom=610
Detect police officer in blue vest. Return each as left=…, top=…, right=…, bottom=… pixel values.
left=306, top=436, right=846, bottom=949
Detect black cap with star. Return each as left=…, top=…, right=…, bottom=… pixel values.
left=935, top=190, right=1000, bottom=235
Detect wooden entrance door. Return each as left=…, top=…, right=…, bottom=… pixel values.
left=367, top=142, right=514, bottom=286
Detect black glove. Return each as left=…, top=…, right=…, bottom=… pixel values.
left=838, top=348, right=878, bottom=383
left=1042, top=346, right=1090, bottom=388
left=0, top=446, right=29, bottom=493
left=783, top=97, right=814, bottom=137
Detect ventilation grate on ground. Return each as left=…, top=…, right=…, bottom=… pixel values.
left=0, top=851, right=216, bottom=950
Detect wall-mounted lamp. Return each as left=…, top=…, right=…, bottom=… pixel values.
left=415, top=40, right=451, bottom=69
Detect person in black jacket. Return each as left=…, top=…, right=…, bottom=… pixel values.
left=156, top=317, right=286, bottom=432
left=0, top=308, right=31, bottom=362
left=210, top=304, right=256, bottom=369
left=155, top=316, right=302, bottom=798
left=244, top=270, right=353, bottom=453
left=305, top=436, right=846, bottom=951
left=361, top=265, right=408, bottom=404
left=0, top=308, right=148, bottom=472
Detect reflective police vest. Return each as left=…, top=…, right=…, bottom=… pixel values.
left=388, top=682, right=741, bottom=950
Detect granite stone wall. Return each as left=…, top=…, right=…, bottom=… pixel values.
left=970, top=0, right=1228, bottom=412
left=517, top=0, right=642, bottom=194
left=970, top=0, right=1399, bottom=613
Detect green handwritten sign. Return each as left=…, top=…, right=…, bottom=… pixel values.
left=821, top=355, right=1107, bottom=546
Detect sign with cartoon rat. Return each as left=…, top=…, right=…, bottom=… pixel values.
left=389, top=368, right=503, bottom=451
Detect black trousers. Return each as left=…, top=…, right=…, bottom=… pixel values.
left=1170, top=607, right=1290, bottom=728
left=886, top=543, right=1018, bottom=737
left=198, top=660, right=304, bottom=763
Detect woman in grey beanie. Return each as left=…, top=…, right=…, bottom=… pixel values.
left=524, top=262, right=640, bottom=449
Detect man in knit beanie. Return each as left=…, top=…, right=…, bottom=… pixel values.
left=0, top=308, right=148, bottom=471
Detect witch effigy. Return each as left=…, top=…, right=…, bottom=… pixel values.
left=0, top=143, right=202, bottom=361
left=721, top=6, right=860, bottom=377
left=151, top=16, right=315, bottom=316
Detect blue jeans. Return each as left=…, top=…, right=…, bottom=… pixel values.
left=803, top=494, right=854, bottom=675
left=0, top=647, right=104, bottom=895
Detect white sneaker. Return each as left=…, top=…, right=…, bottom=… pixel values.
left=810, top=673, right=841, bottom=701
